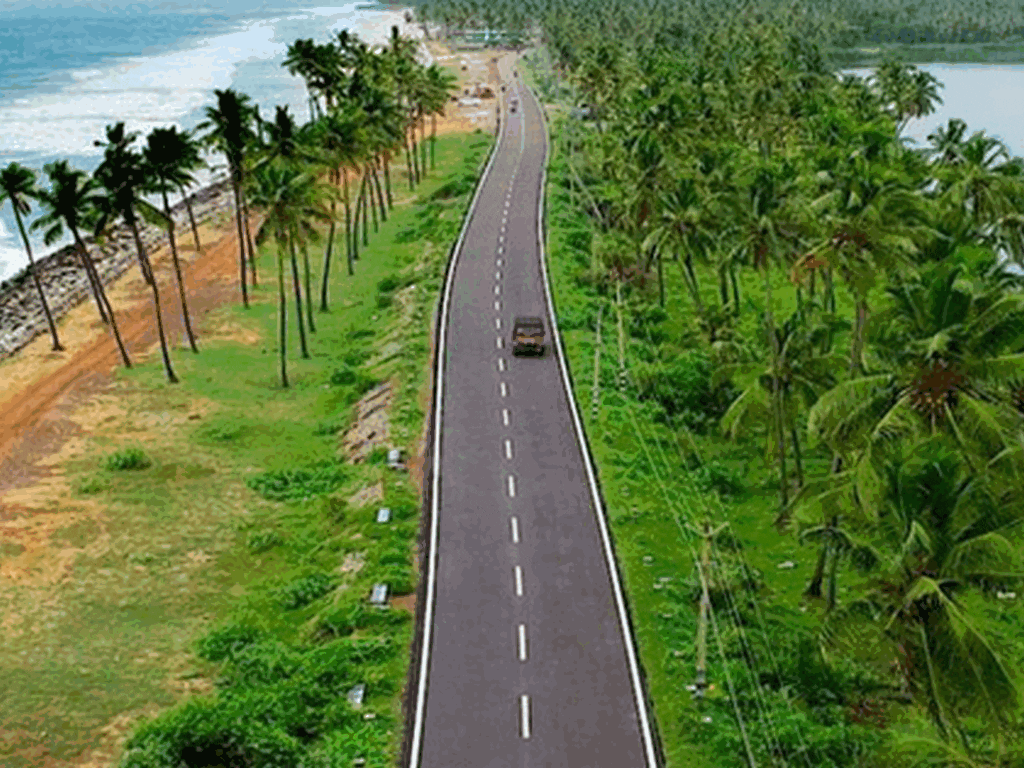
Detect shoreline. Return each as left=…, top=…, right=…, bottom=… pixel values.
left=0, top=177, right=236, bottom=361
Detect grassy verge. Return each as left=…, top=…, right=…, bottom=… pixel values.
left=0, top=131, right=493, bottom=768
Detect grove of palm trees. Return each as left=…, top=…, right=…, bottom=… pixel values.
left=414, top=0, right=1024, bottom=765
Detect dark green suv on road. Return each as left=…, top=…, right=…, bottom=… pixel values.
left=511, top=316, right=545, bottom=356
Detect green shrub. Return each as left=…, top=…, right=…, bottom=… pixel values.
left=313, top=720, right=394, bottom=767
left=379, top=563, right=415, bottom=595
left=365, top=446, right=388, bottom=465
left=247, top=530, right=283, bottom=554
left=105, top=447, right=152, bottom=471
left=246, top=463, right=347, bottom=502
left=119, top=696, right=304, bottom=768
left=633, top=350, right=734, bottom=431
left=195, top=623, right=266, bottom=663
left=692, top=461, right=744, bottom=496
left=276, top=572, right=336, bottom=610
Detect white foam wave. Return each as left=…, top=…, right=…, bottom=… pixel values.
left=0, top=19, right=283, bottom=158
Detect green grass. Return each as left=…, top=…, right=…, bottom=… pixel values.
left=0, top=131, right=493, bottom=768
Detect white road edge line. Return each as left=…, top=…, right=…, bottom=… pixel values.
left=514, top=565, right=523, bottom=596
left=502, top=408, right=510, bottom=426
left=507, top=475, right=516, bottom=498
left=528, top=80, right=660, bottom=768
left=505, top=439, right=513, bottom=459
left=409, top=85, right=507, bottom=768
left=510, top=516, right=520, bottom=543
left=520, top=694, right=531, bottom=739
left=518, top=624, right=528, bottom=661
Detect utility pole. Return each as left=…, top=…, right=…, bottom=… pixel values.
left=690, top=519, right=728, bottom=701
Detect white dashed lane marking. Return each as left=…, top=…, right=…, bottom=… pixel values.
left=502, top=408, right=510, bottom=426
left=496, top=318, right=502, bottom=329
left=494, top=300, right=501, bottom=311
left=498, top=358, right=505, bottom=372
left=510, top=516, right=520, bottom=543
left=496, top=271, right=502, bottom=280
left=505, top=439, right=513, bottom=459
left=495, top=285, right=500, bottom=295
left=508, top=475, right=516, bottom=497
left=520, top=695, right=531, bottom=739
left=514, top=565, right=523, bottom=596
left=517, top=624, right=528, bottom=661
left=500, top=382, right=508, bottom=397
left=497, top=337, right=503, bottom=349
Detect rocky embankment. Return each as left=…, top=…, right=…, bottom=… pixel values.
left=0, top=181, right=236, bottom=361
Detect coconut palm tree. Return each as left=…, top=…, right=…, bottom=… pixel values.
left=32, top=160, right=132, bottom=367
left=315, top=104, right=366, bottom=299
left=0, top=162, right=63, bottom=351
left=425, top=63, right=457, bottom=170
left=248, top=164, right=333, bottom=384
left=92, top=122, right=178, bottom=383
left=199, top=88, right=259, bottom=307
left=148, top=127, right=208, bottom=255
left=144, top=127, right=200, bottom=353
left=822, top=436, right=1024, bottom=747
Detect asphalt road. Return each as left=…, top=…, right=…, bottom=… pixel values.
left=413, top=64, right=654, bottom=768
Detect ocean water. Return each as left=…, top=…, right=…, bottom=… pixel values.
left=0, top=0, right=424, bottom=281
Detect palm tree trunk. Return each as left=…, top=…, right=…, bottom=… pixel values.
left=77, top=242, right=109, bottom=324
left=403, top=134, right=415, bottom=190
left=230, top=175, right=249, bottom=308
left=241, top=188, right=257, bottom=287
left=177, top=183, right=202, bottom=254
left=372, top=158, right=387, bottom=222
left=431, top=114, right=437, bottom=170
left=790, top=424, right=804, bottom=488
left=825, top=545, right=840, bottom=612
left=289, top=240, right=309, bottom=360
left=410, top=126, right=421, bottom=184
left=383, top=152, right=394, bottom=208
left=718, top=263, right=729, bottom=309
left=420, top=115, right=428, bottom=175
left=806, top=543, right=827, bottom=598
left=302, top=242, right=315, bottom=333
left=342, top=168, right=354, bottom=275
left=321, top=196, right=337, bottom=312
left=161, top=189, right=199, bottom=353
left=277, top=248, right=288, bottom=388
left=361, top=174, right=370, bottom=247
left=12, top=208, right=63, bottom=351
left=367, top=163, right=379, bottom=234
left=73, top=230, right=131, bottom=367
left=351, top=175, right=363, bottom=262
left=764, top=266, right=788, bottom=511
left=676, top=253, right=705, bottom=315
left=129, top=218, right=177, bottom=383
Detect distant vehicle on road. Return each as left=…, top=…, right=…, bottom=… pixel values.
left=511, top=316, right=546, bottom=356
left=510, top=95, right=519, bottom=113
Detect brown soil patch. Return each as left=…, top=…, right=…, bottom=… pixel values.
left=347, top=482, right=385, bottom=508
left=0, top=217, right=261, bottom=510
left=339, top=382, right=394, bottom=462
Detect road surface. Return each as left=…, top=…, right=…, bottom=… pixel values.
left=407, top=58, right=658, bottom=768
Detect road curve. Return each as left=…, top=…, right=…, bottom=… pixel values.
left=405, top=58, right=659, bottom=768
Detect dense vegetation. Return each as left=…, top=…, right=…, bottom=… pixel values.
left=415, top=1, right=1024, bottom=766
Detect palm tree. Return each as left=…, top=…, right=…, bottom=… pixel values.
left=806, top=257, right=1024, bottom=486
left=0, top=163, right=64, bottom=351
left=144, top=127, right=200, bottom=353
left=200, top=88, right=259, bottom=307
left=425, top=63, right=457, bottom=170
left=248, top=164, right=333, bottom=384
left=32, top=160, right=132, bottom=367
left=822, top=436, right=1024, bottom=747
left=147, top=127, right=208, bottom=255
left=315, top=105, right=365, bottom=302
left=92, top=122, right=178, bottom=383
